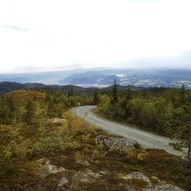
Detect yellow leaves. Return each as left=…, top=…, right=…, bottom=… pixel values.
left=2, top=138, right=33, bottom=159
left=137, top=150, right=149, bottom=161
left=7, top=90, right=45, bottom=106
left=126, top=148, right=138, bottom=160
left=126, top=149, right=148, bottom=161
left=91, top=148, right=107, bottom=163
left=63, top=111, right=97, bottom=135
left=74, top=151, right=90, bottom=166
left=81, top=134, right=92, bottom=143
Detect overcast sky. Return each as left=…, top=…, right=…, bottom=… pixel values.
left=0, top=0, right=190, bottom=73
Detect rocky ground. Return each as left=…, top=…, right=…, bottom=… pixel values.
left=28, top=135, right=185, bottom=191
left=0, top=115, right=190, bottom=191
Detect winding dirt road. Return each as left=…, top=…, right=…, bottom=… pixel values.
left=71, top=105, right=182, bottom=156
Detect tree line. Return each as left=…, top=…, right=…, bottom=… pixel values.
left=0, top=88, right=95, bottom=125
left=97, top=81, right=191, bottom=168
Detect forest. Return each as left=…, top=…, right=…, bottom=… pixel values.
left=96, top=81, right=191, bottom=168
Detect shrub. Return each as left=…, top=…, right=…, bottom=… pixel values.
left=33, top=134, right=79, bottom=153
left=0, top=146, right=14, bottom=179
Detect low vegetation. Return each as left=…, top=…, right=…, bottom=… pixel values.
left=0, top=88, right=191, bottom=190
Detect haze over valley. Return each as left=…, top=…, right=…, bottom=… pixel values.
left=1, top=68, right=191, bottom=89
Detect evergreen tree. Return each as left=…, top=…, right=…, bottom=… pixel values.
left=7, top=97, right=15, bottom=112
left=165, top=100, right=191, bottom=169
left=180, top=84, right=186, bottom=105
left=68, top=87, right=74, bottom=98
left=110, top=79, right=118, bottom=105
left=70, top=87, right=74, bottom=97
left=24, top=100, right=35, bottom=125
left=125, top=85, right=133, bottom=101
left=93, top=91, right=99, bottom=105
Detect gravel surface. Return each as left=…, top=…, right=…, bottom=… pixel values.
left=71, top=105, right=182, bottom=156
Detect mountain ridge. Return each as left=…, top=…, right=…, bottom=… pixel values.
left=0, top=68, right=191, bottom=89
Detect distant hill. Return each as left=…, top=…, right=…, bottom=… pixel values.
left=0, top=82, right=97, bottom=94
left=0, top=81, right=144, bottom=94
left=0, top=68, right=191, bottom=89
left=0, top=82, right=26, bottom=93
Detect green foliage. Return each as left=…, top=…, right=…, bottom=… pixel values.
left=0, top=147, right=13, bottom=179
left=24, top=100, right=35, bottom=125
left=0, top=89, right=95, bottom=125
left=97, top=86, right=191, bottom=168
left=0, top=87, right=191, bottom=190
left=110, top=79, right=118, bottom=105
left=93, top=91, right=99, bottom=105
left=33, top=134, right=79, bottom=153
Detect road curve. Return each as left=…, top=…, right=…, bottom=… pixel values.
left=71, top=105, right=182, bottom=157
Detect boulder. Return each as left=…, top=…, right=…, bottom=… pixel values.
left=58, top=177, right=69, bottom=188
left=49, top=118, right=67, bottom=124
left=153, top=184, right=184, bottom=191
left=98, top=170, right=110, bottom=176
left=44, top=160, right=65, bottom=175
left=96, top=135, right=140, bottom=152
left=72, top=169, right=102, bottom=183
left=36, top=158, right=65, bottom=176
left=119, top=172, right=152, bottom=188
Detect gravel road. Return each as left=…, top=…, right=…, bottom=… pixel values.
left=71, top=105, right=183, bottom=157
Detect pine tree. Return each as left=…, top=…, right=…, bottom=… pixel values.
left=166, top=100, right=191, bottom=169
left=93, top=91, right=99, bottom=105
left=110, top=79, right=118, bottom=105
left=24, top=100, right=35, bottom=125
left=125, top=85, right=133, bottom=101
left=70, top=87, right=74, bottom=96
left=68, top=87, right=74, bottom=98
left=180, top=84, right=186, bottom=105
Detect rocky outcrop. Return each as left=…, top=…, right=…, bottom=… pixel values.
left=49, top=118, right=68, bottom=124
left=152, top=184, right=184, bottom=191
left=44, top=160, right=65, bottom=175
left=119, top=172, right=152, bottom=188
left=96, top=135, right=140, bottom=152
left=119, top=172, right=184, bottom=191
left=72, top=169, right=103, bottom=183
left=57, top=177, right=69, bottom=189
left=34, top=158, right=184, bottom=191
left=36, top=158, right=65, bottom=176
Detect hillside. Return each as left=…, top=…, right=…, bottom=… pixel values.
left=0, top=89, right=190, bottom=191
left=0, top=82, right=91, bottom=94
left=1, top=68, right=191, bottom=88
left=0, top=81, right=145, bottom=94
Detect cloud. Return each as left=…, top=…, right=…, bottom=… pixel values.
left=0, top=0, right=190, bottom=73
left=2, top=25, right=28, bottom=32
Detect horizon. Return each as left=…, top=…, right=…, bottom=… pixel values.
left=1, top=66, right=191, bottom=75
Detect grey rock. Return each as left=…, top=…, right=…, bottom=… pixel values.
left=49, top=118, right=68, bottom=124
left=153, top=184, right=184, bottom=191
left=44, top=160, right=65, bottom=175
left=99, top=170, right=109, bottom=176
left=119, top=171, right=152, bottom=188
left=72, top=169, right=102, bottom=183
left=96, top=135, right=140, bottom=152
left=58, top=177, right=69, bottom=188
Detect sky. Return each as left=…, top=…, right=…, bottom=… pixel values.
left=0, top=0, right=191, bottom=73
